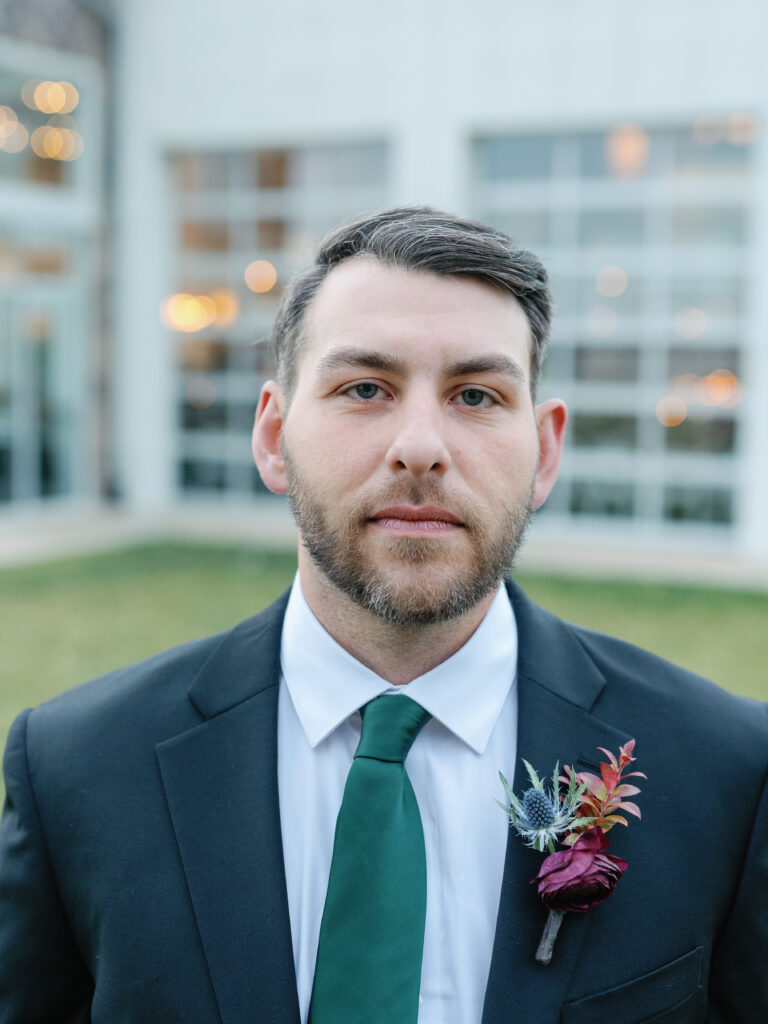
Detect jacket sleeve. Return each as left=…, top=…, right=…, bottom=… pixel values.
left=707, top=739, right=768, bottom=1024
left=0, top=710, right=92, bottom=1023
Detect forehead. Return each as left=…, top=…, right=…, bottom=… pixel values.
left=300, top=259, right=532, bottom=378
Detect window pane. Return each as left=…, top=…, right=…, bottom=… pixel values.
left=575, top=345, right=639, bottom=382
left=572, top=415, right=638, bottom=448
left=671, top=207, right=747, bottom=246
left=669, top=277, right=745, bottom=319
left=175, top=153, right=230, bottom=190
left=578, top=209, right=645, bottom=246
left=475, top=136, right=554, bottom=180
left=569, top=480, right=635, bottom=517
left=180, top=459, right=228, bottom=490
left=485, top=210, right=550, bottom=248
left=256, top=150, right=291, bottom=189
left=672, top=122, right=753, bottom=177
left=181, top=222, right=231, bottom=252
left=668, top=347, right=740, bottom=378
left=181, top=400, right=227, bottom=431
left=665, top=418, right=736, bottom=453
left=180, top=341, right=228, bottom=371
left=663, top=486, right=732, bottom=523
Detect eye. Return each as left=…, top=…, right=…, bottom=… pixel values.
left=347, top=382, right=384, bottom=400
left=456, top=388, right=494, bottom=408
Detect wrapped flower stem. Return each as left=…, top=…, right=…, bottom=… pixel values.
left=535, top=909, right=566, bottom=965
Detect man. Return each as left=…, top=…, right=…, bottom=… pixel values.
left=0, top=207, right=766, bottom=1023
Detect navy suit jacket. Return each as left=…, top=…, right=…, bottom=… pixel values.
left=1, top=581, right=767, bottom=1023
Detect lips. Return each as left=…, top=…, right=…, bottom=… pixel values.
left=370, top=505, right=463, bottom=525
left=367, top=505, right=465, bottom=536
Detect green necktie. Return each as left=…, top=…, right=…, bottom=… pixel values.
left=309, top=695, right=432, bottom=1024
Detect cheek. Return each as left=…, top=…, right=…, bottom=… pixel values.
left=284, top=417, right=383, bottom=487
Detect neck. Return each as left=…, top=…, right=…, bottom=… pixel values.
left=297, top=551, right=497, bottom=685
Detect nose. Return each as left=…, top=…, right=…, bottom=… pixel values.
left=384, top=392, right=451, bottom=478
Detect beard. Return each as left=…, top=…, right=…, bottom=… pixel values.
left=282, top=444, right=535, bottom=627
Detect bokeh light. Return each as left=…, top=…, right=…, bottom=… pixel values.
left=30, top=80, right=79, bottom=115
left=0, top=108, right=28, bottom=153
left=674, top=307, right=707, bottom=340
left=596, top=265, right=628, bottom=298
left=30, top=124, right=84, bottom=161
left=697, top=369, right=741, bottom=407
left=656, top=395, right=687, bottom=427
left=161, top=293, right=217, bottom=333
left=606, top=125, right=649, bottom=177
left=186, top=378, right=217, bottom=410
left=209, top=288, right=239, bottom=326
left=244, top=259, right=277, bottom=293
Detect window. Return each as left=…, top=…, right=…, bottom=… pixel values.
left=572, top=415, right=638, bottom=449
left=578, top=209, right=645, bottom=247
left=663, top=486, right=732, bottom=523
left=570, top=480, right=635, bottom=518
left=671, top=207, right=747, bottom=247
left=171, top=141, right=389, bottom=496
left=665, top=418, right=736, bottom=454
left=475, top=136, right=554, bottom=180
left=575, top=345, right=639, bottom=382
left=472, top=120, right=753, bottom=534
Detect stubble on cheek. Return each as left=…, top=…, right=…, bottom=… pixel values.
left=280, top=437, right=536, bottom=625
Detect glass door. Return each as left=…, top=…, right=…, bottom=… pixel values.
left=0, top=285, right=88, bottom=504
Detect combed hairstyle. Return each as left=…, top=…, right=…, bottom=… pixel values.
left=271, top=205, right=552, bottom=400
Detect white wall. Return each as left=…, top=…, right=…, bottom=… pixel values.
left=112, top=0, right=768, bottom=553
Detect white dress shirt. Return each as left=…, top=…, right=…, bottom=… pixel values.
left=277, top=576, right=518, bottom=1024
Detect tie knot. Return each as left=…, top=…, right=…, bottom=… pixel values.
left=355, top=695, right=431, bottom=764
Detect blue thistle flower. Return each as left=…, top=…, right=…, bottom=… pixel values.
left=496, top=759, right=592, bottom=853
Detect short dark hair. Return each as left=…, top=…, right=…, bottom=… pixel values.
left=271, top=205, right=552, bottom=399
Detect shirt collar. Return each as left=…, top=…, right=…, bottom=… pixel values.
left=280, top=575, right=517, bottom=755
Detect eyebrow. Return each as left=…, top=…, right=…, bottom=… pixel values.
left=315, top=346, right=528, bottom=385
left=315, top=347, right=407, bottom=377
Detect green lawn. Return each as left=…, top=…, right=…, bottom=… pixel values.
left=1, top=542, right=766, bottom=759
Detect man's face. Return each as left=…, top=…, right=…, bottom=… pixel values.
left=258, top=259, right=563, bottom=625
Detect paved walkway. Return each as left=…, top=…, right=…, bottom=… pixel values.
left=1, top=502, right=767, bottom=591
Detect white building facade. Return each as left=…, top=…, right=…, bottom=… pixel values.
left=4, top=0, right=768, bottom=559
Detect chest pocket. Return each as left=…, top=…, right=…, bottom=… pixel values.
left=562, top=946, right=704, bottom=1024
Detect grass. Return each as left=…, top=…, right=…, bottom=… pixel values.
left=1, top=542, right=766, bottom=760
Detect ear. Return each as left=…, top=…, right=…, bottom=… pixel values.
left=532, top=398, right=567, bottom=510
left=252, top=380, right=289, bottom=494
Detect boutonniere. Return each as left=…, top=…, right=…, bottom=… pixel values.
left=497, top=739, right=645, bottom=965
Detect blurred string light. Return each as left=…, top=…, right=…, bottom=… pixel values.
left=0, top=106, right=29, bottom=153
left=209, top=288, right=239, bottom=326
left=657, top=368, right=742, bottom=427
left=161, top=289, right=240, bottom=332
left=30, top=124, right=83, bottom=161
left=596, top=265, right=628, bottom=298
left=656, top=395, right=687, bottom=427
left=605, top=124, right=649, bottom=177
left=22, top=79, right=79, bottom=114
left=245, top=259, right=277, bottom=293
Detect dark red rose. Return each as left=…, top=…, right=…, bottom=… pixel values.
left=532, top=827, right=628, bottom=913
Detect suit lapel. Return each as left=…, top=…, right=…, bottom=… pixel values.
left=156, top=592, right=301, bottom=1024
left=482, top=583, right=632, bottom=1024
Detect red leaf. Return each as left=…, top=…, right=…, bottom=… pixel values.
left=616, top=801, right=641, bottom=819
left=612, top=784, right=642, bottom=798
left=600, top=763, right=619, bottom=791
left=597, top=746, right=619, bottom=770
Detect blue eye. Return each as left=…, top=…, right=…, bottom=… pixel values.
left=350, top=383, right=381, bottom=400
left=459, top=388, right=491, bottom=407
